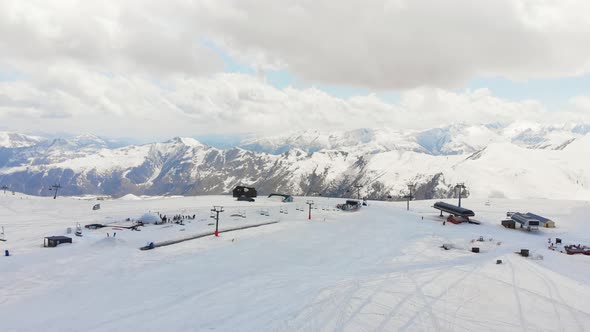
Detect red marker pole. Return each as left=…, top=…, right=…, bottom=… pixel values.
left=211, top=206, right=224, bottom=237
left=306, top=201, right=314, bottom=220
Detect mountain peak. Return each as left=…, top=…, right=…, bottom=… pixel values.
left=0, top=132, right=46, bottom=148
left=166, top=137, right=205, bottom=147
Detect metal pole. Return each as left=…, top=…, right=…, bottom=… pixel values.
left=215, top=210, right=219, bottom=236
left=406, top=184, right=415, bottom=211
left=306, top=200, right=314, bottom=220
left=211, top=206, right=224, bottom=236
left=351, top=185, right=363, bottom=201
left=51, top=184, right=61, bottom=199
left=455, top=183, right=465, bottom=207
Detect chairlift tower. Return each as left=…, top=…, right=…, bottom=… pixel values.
left=405, top=183, right=416, bottom=211
left=49, top=183, right=62, bottom=199
left=306, top=200, right=314, bottom=220
left=352, top=184, right=363, bottom=201
left=211, top=206, right=224, bottom=237
left=455, top=183, right=466, bottom=207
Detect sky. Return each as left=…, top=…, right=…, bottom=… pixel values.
left=1, top=0, right=590, bottom=143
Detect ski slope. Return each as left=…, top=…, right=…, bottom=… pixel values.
left=1, top=193, right=590, bottom=331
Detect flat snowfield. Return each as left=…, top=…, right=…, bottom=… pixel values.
left=1, top=194, right=590, bottom=331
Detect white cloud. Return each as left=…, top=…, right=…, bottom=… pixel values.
left=1, top=67, right=585, bottom=140
left=3, top=0, right=590, bottom=89
left=193, top=0, right=590, bottom=89
left=0, top=0, right=589, bottom=140
left=0, top=0, right=223, bottom=78
left=571, top=96, right=590, bottom=111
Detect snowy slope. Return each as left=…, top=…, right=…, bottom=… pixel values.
left=1, top=193, right=590, bottom=331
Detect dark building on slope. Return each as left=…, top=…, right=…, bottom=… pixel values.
left=232, top=186, right=257, bottom=198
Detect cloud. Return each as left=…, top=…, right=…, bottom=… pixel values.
left=2, top=0, right=590, bottom=89
left=571, top=96, right=590, bottom=111
left=0, top=0, right=588, bottom=141
left=1, top=66, right=585, bottom=141
left=0, top=0, right=223, bottom=78
left=193, top=0, right=590, bottom=89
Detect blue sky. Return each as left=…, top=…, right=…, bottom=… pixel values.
left=468, top=75, right=590, bottom=112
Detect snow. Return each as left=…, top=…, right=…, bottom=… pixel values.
left=119, top=194, right=142, bottom=200
left=43, top=144, right=150, bottom=173
left=0, top=132, right=45, bottom=148
left=1, top=193, right=590, bottom=331
left=139, top=212, right=161, bottom=224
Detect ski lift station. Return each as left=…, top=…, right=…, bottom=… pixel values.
left=232, top=186, right=257, bottom=198
left=524, top=212, right=556, bottom=228
left=433, top=201, right=475, bottom=218
left=510, top=213, right=540, bottom=231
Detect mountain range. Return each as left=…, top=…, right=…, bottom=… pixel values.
left=0, top=122, right=588, bottom=200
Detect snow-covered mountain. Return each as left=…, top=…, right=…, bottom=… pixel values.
left=0, top=132, right=46, bottom=148
left=0, top=123, right=588, bottom=200
left=240, top=123, right=584, bottom=156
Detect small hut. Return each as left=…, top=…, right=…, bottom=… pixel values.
left=44, top=236, right=72, bottom=247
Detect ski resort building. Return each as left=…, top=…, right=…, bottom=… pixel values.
left=510, top=213, right=540, bottom=231
left=525, top=213, right=556, bottom=228
left=337, top=200, right=361, bottom=212
left=433, top=202, right=475, bottom=218
left=232, top=186, right=257, bottom=198
left=44, top=236, right=72, bottom=247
